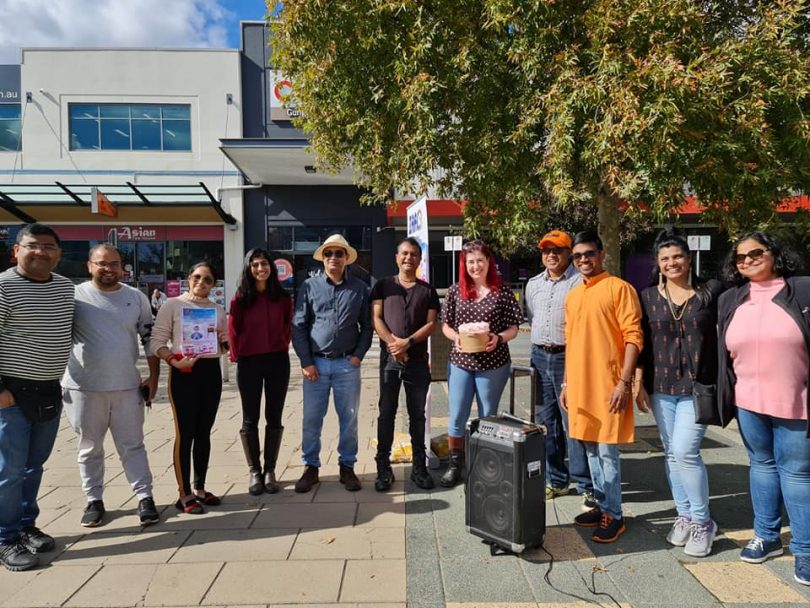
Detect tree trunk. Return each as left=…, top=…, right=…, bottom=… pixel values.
left=597, top=191, right=621, bottom=276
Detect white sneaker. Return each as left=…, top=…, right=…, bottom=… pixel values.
left=666, top=516, right=691, bottom=547
left=684, top=520, right=718, bottom=557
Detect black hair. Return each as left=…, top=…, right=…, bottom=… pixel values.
left=397, top=236, right=422, bottom=253
left=722, top=231, right=802, bottom=284
left=572, top=230, right=603, bottom=250
left=188, top=261, right=217, bottom=282
left=650, top=228, right=711, bottom=307
left=17, top=223, right=61, bottom=246
left=235, top=248, right=288, bottom=307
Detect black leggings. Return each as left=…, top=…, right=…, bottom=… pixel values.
left=237, top=351, right=290, bottom=432
left=169, top=358, right=222, bottom=496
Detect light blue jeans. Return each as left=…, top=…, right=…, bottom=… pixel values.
left=0, top=404, right=61, bottom=543
left=737, top=407, right=810, bottom=557
left=301, top=356, right=361, bottom=468
left=584, top=442, right=622, bottom=519
left=651, top=393, right=710, bottom=523
left=447, top=363, right=511, bottom=437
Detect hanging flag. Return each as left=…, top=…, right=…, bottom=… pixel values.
left=91, top=187, right=118, bottom=218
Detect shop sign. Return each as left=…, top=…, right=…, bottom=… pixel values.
left=0, top=65, right=20, bottom=103
left=116, top=226, right=160, bottom=241
left=166, top=280, right=182, bottom=298
left=268, top=70, right=304, bottom=122
left=274, top=258, right=293, bottom=284
left=407, top=196, right=430, bottom=281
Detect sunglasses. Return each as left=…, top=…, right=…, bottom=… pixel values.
left=735, top=248, right=769, bottom=265
left=462, top=239, right=485, bottom=251
left=323, top=249, right=345, bottom=258
left=541, top=247, right=567, bottom=256
left=572, top=250, right=599, bottom=261
left=190, top=274, right=214, bottom=285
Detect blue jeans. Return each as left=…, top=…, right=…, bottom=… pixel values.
left=0, top=404, right=61, bottom=543
left=447, top=363, right=510, bottom=437
left=302, top=356, right=361, bottom=468
left=737, top=407, right=810, bottom=557
left=584, top=442, right=622, bottom=519
left=531, top=346, right=592, bottom=493
left=651, top=393, right=710, bottom=522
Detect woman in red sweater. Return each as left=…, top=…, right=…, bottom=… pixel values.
left=229, top=249, right=293, bottom=495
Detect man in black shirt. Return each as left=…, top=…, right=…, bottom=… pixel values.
left=370, top=237, right=440, bottom=491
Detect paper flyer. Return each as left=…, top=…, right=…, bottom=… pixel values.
left=180, top=307, right=218, bottom=356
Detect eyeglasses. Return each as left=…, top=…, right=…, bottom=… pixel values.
left=572, top=250, right=599, bottom=261
left=322, top=249, right=345, bottom=258
left=90, top=260, right=122, bottom=269
left=462, top=239, right=485, bottom=251
left=18, top=243, right=59, bottom=253
left=735, top=248, right=769, bottom=265
left=190, top=274, right=215, bottom=285
left=541, top=247, right=567, bottom=256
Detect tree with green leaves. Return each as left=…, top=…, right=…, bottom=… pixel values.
left=272, top=1, right=810, bottom=271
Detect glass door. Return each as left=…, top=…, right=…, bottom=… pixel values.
left=135, top=242, right=165, bottom=296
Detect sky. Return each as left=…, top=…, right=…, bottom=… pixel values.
left=0, top=0, right=279, bottom=64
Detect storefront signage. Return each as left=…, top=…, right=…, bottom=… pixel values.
left=166, top=280, right=182, bottom=298
left=91, top=187, right=118, bottom=218
left=268, top=70, right=303, bottom=122
left=116, top=226, right=159, bottom=242
left=407, top=196, right=429, bottom=281
left=274, top=258, right=293, bottom=284
left=0, top=65, right=20, bottom=103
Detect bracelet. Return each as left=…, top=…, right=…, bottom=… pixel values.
left=496, top=334, right=504, bottom=345
left=560, top=382, right=567, bottom=389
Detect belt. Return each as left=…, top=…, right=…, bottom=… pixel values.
left=313, top=352, right=348, bottom=359
left=534, top=344, right=565, bottom=354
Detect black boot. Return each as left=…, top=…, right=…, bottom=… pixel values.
left=410, top=451, right=434, bottom=490
left=263, top=426, right=284, bottom=494
left=239, top=431, right=265, bottom=496
left=440, top=436, right=465, bottom=488
left=374, top=454, right=395, bottom=492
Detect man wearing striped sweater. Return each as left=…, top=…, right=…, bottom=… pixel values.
left=0, top=224, right=74, bottom=572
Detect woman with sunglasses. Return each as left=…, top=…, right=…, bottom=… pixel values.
left=636, top=229, right=725, bottom=557
left=229, top=249, right=292, bottom=496
left=718, top=232, right=810, bottom=585
left=440, top=239, right=522, bottom=487
left=152, top=262, right=228, bottom=514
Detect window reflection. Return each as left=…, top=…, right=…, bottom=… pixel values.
left=69, top=103, right=192, bottom=152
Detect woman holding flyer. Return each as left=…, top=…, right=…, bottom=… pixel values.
left=229, top=248, right=292, bottom=496
left=152, top=262, right=228, bottom=514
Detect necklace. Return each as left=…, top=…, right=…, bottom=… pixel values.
left=663, top=283, right=688, bottom=321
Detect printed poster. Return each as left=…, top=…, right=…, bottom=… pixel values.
left=180, top=307, right=218, bottom=356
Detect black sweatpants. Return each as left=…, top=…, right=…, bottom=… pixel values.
left=236, top=351, right=290, bottom=432
left=169, top=358, right=222, bottom=496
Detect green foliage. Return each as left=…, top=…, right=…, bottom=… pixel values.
left=271, top=1, right=810, bottom=254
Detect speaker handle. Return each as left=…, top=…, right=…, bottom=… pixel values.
left=508, top=364, right=537, bottom=417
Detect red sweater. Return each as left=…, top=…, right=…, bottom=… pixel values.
left=228, top=293, right=292, bottom=361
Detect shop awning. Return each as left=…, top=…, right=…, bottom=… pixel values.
left=219, top=138, right=357, bottom=186
left=0, top=182, right=237, bottom=225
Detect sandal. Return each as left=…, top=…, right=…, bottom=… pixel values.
left=196, top=491, right=221, bottom=506
left=174, top=498, right=205, bottom=514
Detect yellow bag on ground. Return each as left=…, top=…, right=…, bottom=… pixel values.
left=431, top=433, right=450, bottom=458
left=371, top=433, right=413, bottom=463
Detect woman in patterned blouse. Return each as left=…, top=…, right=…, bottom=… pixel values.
left=440, top=240, right=522, bottom=487
left=637, top=229, right=724, bottom=557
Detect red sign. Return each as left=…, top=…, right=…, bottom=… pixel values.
left=166, top=280, right=182, bottom=297
left=275, top=258, right=293, bottom=283
left=91, top=187, right=118, bottom=218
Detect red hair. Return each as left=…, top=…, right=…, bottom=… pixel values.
left=458, top=240, right=501, bottom=300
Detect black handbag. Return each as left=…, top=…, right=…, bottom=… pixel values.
left=1, top=376, right=63, bottom=424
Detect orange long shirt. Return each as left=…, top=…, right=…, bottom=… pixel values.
left=564, top=272, right=643, bottom=444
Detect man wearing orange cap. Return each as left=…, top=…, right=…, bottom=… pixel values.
left=526, top=230, right=594, bottom=510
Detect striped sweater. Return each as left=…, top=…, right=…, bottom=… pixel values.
left=0, top=268, right=75, bottom=381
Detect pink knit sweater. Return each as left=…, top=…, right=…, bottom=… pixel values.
left=725, top=278, right=808, bottom=420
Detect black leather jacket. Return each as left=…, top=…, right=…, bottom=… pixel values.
left=717, top=276, right=810, bottom=436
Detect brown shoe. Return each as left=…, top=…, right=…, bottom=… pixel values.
left=339, top=465, right=362, bottom=491
left=294, top=465, right=320, bottom=493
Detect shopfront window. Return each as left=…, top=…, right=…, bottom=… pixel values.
left=0, top=104, right=22, bottom=152
left=69, top=103, right=192, bottom=151
left=166, top=240, right=224, bottom=282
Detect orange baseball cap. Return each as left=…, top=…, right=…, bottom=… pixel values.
left=538, top=230, right=572, bottom=250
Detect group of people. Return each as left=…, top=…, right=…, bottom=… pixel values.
left=0, top=223, right=807, bottom=588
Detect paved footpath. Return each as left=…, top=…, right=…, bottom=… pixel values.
left=1, top=337, right=808, bottom=607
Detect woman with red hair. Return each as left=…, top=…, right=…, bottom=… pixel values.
left=440, top=240, right=522, bottom=486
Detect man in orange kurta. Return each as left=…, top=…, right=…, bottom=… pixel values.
left=561, top=230, right=643, bottom=544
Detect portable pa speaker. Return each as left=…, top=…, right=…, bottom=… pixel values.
left=465, top=413, right=546, bottom=553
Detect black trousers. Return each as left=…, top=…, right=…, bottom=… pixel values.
left=236, top=351, right=290, bottom=433
left=376, top=352, right=431, bottom=459
left=168, top=358, right=222, bottom=496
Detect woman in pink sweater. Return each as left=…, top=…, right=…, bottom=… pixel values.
left=717, top=232, right=810, bottom=586
left=228, top=249, right=292, bottom=496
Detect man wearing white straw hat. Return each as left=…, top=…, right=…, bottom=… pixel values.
left=291, top=234, right=372, bottom=492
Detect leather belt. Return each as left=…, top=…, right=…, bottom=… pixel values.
left=534, top=344, right=565, bottom=354
left=313, top=352, right=348, bottom=359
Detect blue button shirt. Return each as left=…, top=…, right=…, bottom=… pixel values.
left=292, top=273, right=372, bottom=368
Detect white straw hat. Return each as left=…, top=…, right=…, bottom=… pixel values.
left=313, top=234, right=358, bottom=265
